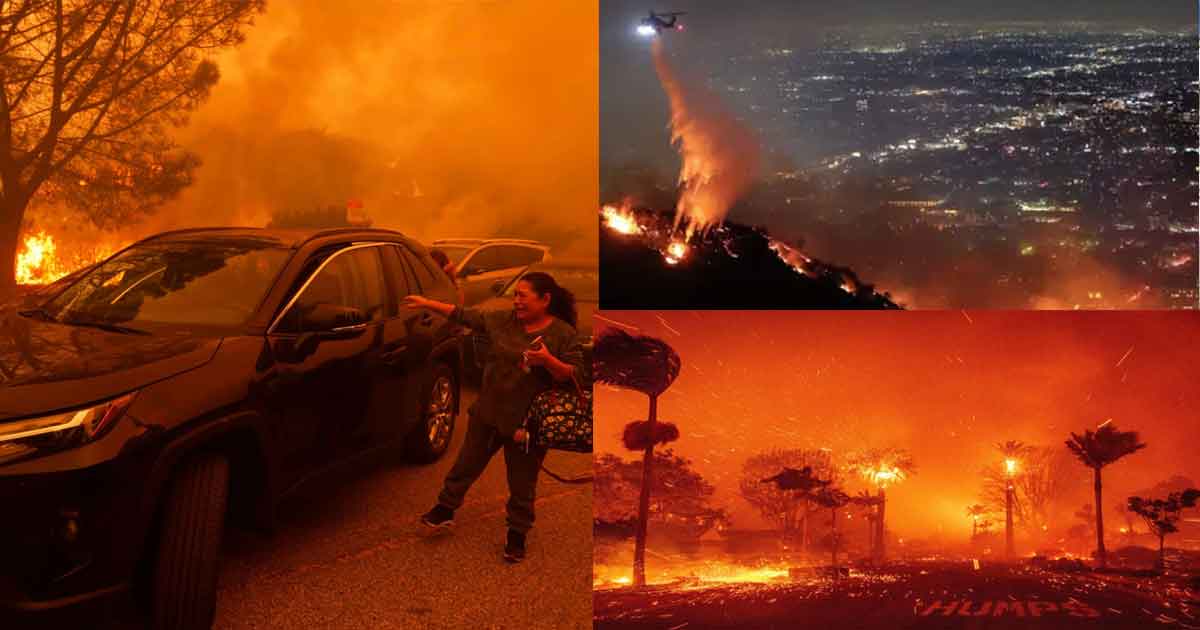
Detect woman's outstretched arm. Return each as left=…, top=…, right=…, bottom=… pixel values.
left=403, top=295, right=487, bottom=332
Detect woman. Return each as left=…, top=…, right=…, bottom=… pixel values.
left=403, top=272, right=584, bottom=562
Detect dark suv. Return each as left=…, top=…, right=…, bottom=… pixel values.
left=0, top=228, right=462, bottom=629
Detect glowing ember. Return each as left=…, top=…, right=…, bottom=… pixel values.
left=664, top=240, right=688, bottom=265
left=602, top=204, right=643, bottom=235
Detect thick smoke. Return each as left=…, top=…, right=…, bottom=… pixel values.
left=651, top=39, right=759, bottom=239
left=127, top=0, right=598, bottom=256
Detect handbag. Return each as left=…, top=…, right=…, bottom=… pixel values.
left=524, top=371, right=592, bottom=454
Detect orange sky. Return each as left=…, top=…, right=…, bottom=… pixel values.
left=595, top=310, right=1200, bottom=538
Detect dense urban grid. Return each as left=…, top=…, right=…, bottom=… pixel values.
left=603, top=24, right=1199, bottom=308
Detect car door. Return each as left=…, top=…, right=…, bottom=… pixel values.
left=369, top=244, right=427, bottom=442
left=262, top=245, right=389, bottom=482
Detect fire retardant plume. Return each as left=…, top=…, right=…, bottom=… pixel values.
left=651, top=39, right=759, bottom=239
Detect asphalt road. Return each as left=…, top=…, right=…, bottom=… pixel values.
left=594, top=561, right=1199, bottom=630
left=209, top=387, right=593, bottom=630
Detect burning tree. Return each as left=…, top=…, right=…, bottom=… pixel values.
left=1127, top=488, right=1200, bottom=570
left=0, top=0, right=265, bottom=291
left=593, top=328, right=681, bottom=588
left=848, top=447, right=915, bottom=563
left=981, top=445, right=1086, bottom=534
left=1065, top=423, right=1147, bottom=568
left=739, top=449, right=838, bottom=552
left=593, top=450, right=728, bottom=541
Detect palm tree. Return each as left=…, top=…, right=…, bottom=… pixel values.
left=594, top=328, right=682, bottom=588
left=965, top=504, right=988, bottom=540
left=1065, top=424, right=1147, bottom=568
left=849, top=447, right=915, bottom=563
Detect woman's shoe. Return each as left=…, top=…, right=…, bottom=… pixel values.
left=503, top=529, right=526, bottom=562
left=420, top=504, right=455, bottom=533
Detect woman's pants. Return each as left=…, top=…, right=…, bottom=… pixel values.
left=436, top=416, right=548, bottom=533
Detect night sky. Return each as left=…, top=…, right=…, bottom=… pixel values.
left=600, top=0, right=1199, bottom=174
left=594, top=310, right=1200, bottom=538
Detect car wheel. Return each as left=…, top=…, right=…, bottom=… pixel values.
left=407, top=363, right=457, bottom=463
left=151, top=454, right=229, bottom=630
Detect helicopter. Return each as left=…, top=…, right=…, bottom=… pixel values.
left=636, top=10, right=686, bottom=36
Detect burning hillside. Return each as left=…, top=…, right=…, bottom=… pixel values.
left=600, top=202, right=900, bottom=308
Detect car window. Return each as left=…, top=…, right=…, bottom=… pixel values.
left=396, top=247, right=435, bottom=293
left=44, top=238, right=291, bottom=327
left=462, top=246, right=505, bottom=274
left=502, top=245, right=544, bottom=267
left=276, top=246, right=387, bottom=333
left=436, top=245, right=473, bottom=265
left=381, top=245, right=412, bottom=301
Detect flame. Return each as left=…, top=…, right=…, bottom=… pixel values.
left=601, top=204, right=643, bottom=235
left=594, top=561, right=794, bottom=589
left=663, top=240, right=688, bottom=265
left=860, top=465, right=906, bottom=489
left=15, top=231, right=116, bottom=285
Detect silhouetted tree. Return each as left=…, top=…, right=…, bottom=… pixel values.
left=593, top=328, right=681, bottom=588
left=812, top=486, right=851, bottom=574
left=0, top=0, right=266, bottom=292
left=740, top=450, right=838, bottom=551
left=1127, top=488, right=1200, bottom=570
left=593, top=450, right=728, bottom=540
left=1065, top=424, right=1146, bottom=568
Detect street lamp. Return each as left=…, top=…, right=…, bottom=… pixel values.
left=1004, top=457, right=1017, bottom=560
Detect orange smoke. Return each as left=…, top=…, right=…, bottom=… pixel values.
left=651, top=39, right=759, bottom=239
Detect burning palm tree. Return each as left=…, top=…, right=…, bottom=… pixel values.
left=1065, top=423, right=1146, bottom=568
left=594, top=328, right=682, bottom=588
left=996, top=440, right=1031, bottom=559
left=965, top=504, right=988, bottom=540
left=848, top=447, right=915, bottom=563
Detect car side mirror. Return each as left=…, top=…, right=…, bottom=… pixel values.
left=459, top=265, right=484, bottom=278
left=300, top=303, right=368, bottom=336
left=489, top=280, right=507, bottom=296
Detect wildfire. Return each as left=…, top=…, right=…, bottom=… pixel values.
left=601, top=204, right=643, bottom=235
left=15, top=231, right=115, bottom=285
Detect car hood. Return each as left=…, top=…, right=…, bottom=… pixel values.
left=0, top=311, right=222, bottom=421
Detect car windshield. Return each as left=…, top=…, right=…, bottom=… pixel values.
left=42, top=237, right=291, bottom=328
left=504, top=268, right=599, bottom=302
left=436, top=245, right=473, bottom=265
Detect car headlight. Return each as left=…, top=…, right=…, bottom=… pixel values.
left=0, top=392, right=137, bottom=462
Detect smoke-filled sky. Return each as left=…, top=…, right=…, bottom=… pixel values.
left=137, top=0, right=598, bottom=254
left=594, top=310, right=1200, bottom=538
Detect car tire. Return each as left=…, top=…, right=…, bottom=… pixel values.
left=407, top=362, right=457, bottom=463
left=151, top=454, right=229, bottom=630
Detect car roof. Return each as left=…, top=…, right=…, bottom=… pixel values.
left=430, top=238, right=548, bottom=249
left=137, top=226, right=413, bottom=249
